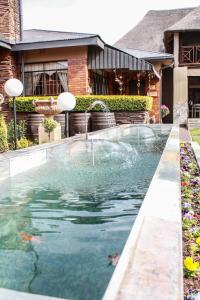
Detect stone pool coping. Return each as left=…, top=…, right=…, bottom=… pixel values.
left=103, top=126, right=183, bottom=300
left=0, top=124, right=172, bottom=181
left=0, top=134, right=80, bottom=180
left=0, top=125, right=134, bottom=181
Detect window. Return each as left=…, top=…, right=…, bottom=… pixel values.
left=23, top=61, right=68, bottom=96
left=90, top=70, right=109, bottom=95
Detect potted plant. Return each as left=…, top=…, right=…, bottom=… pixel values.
left=161, top=105, right=170, bottom=122
left=42, top=118, right=58, bottom=142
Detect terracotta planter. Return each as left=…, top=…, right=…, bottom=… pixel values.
left=70, top=113, right=91, bottom=136
left=91, top=112, right=116, bottom=131
left=28, top=114, right=44, bottom=141
left=54, top=114, right=65, bottom=137
left=33, top=98, right=61, bottom=118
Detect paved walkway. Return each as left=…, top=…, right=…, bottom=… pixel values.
left=179, top=126, right=191, bottom=142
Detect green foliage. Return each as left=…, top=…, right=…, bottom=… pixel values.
left=10, top=95, right=153, bottom=113
left=0, top=115, right=9, bottom=153
left=75, top=95, right=153, bottom=112
left=42, top=118, right=57, bottom=141
left=7, top=120, right=27, bottom=147
left=17, top=137, right=30, bottom=149
left=190, top=129, right=200, bottom=145
left=183, top=218, right=197, bottom=230
left=190, top=128, right=200, bottom=136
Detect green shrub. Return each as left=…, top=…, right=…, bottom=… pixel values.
left=7, top=120, right=27, bottom=147
left=42, top=118, right=57, bottom=141
left=17, top=137, right=31, bottom=149
left=10, top=95, right=153, bottom=113
left=0, top=115, right=9, bottom=153
left=75, top=95, right=153, bottom=112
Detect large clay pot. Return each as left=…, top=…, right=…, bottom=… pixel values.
left=70, top=113, right=91, bottom=136
left=91, top=112, right=116, bottom=131
left=28, top=114, right=44, bottom=141
left=54, top=114, right=65, bottom=137
left=33, top=98, right=61, bottom=117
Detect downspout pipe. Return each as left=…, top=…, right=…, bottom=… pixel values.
left=19, top=0, right=23, bottom=41
left=151, top=62, right=174, bottom=80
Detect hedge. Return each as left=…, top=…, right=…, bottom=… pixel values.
left=0, top=115, right=9, bottom=153
left=9, top=95, right=153, bottom=113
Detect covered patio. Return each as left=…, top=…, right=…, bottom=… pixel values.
left=88, top=45, right=161, bottom=122
left=88, top=45, right=154, bottom=95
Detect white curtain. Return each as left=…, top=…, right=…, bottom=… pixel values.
left=33, top=72, right=42, bottom=94
left=45, top=71, right=56, bottom=77
left=24, top=73, right=33, bottom=95
left=57, top=71, right=68, bottom=91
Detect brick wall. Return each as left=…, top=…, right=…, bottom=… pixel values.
left=23, top=46, right=90, bottom=96
left=68, top=55, right=89, bottom=95
left=0, top=0, right=21, bottom=42
left=0, top=49, right=17, bottom=92
left=149, top=79, right=161, bottom=123
left=0, top=48, right=18, bottom=114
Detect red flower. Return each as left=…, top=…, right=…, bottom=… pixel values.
left=181, top=182, right=189, bottom=186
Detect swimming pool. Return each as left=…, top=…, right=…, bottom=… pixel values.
left=0, top=126, right=170, bottom=300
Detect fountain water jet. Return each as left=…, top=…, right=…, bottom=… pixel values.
left=85, top=101, right=113, bottom=140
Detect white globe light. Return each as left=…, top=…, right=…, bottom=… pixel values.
left=57, top=92, right=76, bottom=111
left=4, top=79, right=23, bottom=97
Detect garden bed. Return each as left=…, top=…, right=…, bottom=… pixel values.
left=180, top=143, right=200, bottom=300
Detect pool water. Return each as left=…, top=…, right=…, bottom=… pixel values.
left=0, top=129, right=169, bottom=300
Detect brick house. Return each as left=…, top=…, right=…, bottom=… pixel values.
left=115, top=6, right=200, bottom=124
left=0, top=0, right=164, bottom=122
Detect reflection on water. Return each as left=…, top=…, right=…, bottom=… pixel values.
left=0, top=129, right=169, bottom=300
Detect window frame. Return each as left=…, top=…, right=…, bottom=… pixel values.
left=23, top=61, right=68, bottom=96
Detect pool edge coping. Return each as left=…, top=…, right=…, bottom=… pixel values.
left=103, top=125, right=183, bottom=300
left=0, top=124, right=172, bottom=181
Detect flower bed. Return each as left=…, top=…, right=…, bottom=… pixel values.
left=180, top=143, right=200, bottom=300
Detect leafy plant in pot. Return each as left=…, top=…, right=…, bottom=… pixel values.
left=42, top=118, right=57, bottom=142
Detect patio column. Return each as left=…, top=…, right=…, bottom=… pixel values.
left=173, top=66, right=188, bottom=124
left=149, top=78, right=161, bottom=123
left=174, top=32, right=179, bottom=67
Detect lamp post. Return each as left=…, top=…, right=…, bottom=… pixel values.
left=4, top=79, right=23, bottom=150
left=57, top=92, right=76, bottom=138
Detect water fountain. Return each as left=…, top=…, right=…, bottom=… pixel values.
left=85, top=100, right=114, bottom=140
left=67, top=138, right=138, bottom=169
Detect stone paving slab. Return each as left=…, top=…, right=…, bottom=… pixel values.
left=179, top=126, right=191, bottom=142
left=117, top=217, right=182, bottom=300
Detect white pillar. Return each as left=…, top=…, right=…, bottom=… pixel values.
left=174, top=33, right=179, bottom=67
left=173, top=67, right=188, bottom=124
